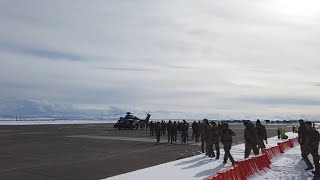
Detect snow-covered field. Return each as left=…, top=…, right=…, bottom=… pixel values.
left=104, top=132, right=304, bottom=180
left=249, top=144, right=314, bottom=180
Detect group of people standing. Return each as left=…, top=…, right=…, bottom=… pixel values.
left=149, top=119, right=269, bottom=165
left=201, top=119, right=236, bottom=164
left=243, top=119, right=268, bottom=158
left=145, top=118, right=320, bottom=177
left=201, top=119, right=268, bottom=164
left=149, top=120, right=190, bottom=143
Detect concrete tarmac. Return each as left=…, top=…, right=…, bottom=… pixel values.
left=0, top=123, right=293, bottom=180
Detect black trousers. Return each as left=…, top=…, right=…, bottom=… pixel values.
left=302, top=147, right=319, bottom=173
left=201, top=136, right=205, bottom=153
left=223, top=144, right=235, bottom=163
left=206, top=143, right=213, bottom=156
left=215, top=142, right=220, bottom=159
left=168, top=132, right=174, bottom=143
left=244, top=143, right=259, bottom=158
left=156, top=133, right=160, bottom=143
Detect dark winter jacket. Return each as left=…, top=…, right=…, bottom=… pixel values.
left=298, top=123, right=307, bottom=145
left=303, top=128, right=320, bottom=153
left=244, top=123, right=258, bottom=145
left=205, top=124, right=218, bottom=145
left=220, top=128, right=235, bottom=145
left=255, top=124, right=267, bottom=140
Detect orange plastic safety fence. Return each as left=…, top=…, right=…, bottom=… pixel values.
left=204, top=137, right=298, bottom=180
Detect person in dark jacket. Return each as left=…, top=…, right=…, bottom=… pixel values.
left=244, top=121, right=259, bottom=158
left=186, top=121, right=190, bottom=141
left=173, top=121, right=178, bottom=142
left=200, top=119, right=207, bottom=153
left=212, top=121, right=220, bottom=159
left=161, top=120, right=166, bottom=135
left=149, top=121, right=154, bottom=136
left=154, top=122, right=162, bottom=143
left=205, top=121, right=217, bottom=157
left=302, top=121, right=320, bottom=176
left=194, top=121, right=201, bottom=143
left=191, top=121, right=197, bottom=140
left=298, top=119, right=307, bottom=158
left=167, top=120, right=174, bottom=144
left=220, top=122, right=235, bottom=164
left=216, top=123, right=222, bottom=159
left=255, top=119, right=267, bottom=152
left=181, top=120, right=189, bottom=143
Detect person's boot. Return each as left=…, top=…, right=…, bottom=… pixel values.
left=305, top=166, right=314, bottom=171
left=223, top=159, right=227, bottom=164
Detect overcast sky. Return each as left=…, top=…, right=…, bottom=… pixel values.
left=1, top=0, right=320, bottom=118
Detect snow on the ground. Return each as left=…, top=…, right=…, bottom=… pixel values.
left=249, top=144, right=315, bottom=180
left=104, top=133, right=298, bottom=180
left=0, top=120, right=110, bottom=125
left=250, top=129, right=320, bottom=180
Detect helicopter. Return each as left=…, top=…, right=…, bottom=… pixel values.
left=114, top=112, right=151, bottom=130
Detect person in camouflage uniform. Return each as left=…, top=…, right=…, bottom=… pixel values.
left=173, top=121, right=178, bottom=142
left=154, top=122, right=162, bottom=143
left=205, top=121, right=218, bottom=158
left=220, top=122, right=235, bottom=164
left=204, top=120, right=213, bottom=157
left=194, top=121, right=201, bottom=143
left=185, top=121, right=190, bottom=141
left=302, top=122, right=320, bottom=176
left=255, top=119, right=267, bottom=152
left=212, top=121, right=220, bottom=159
left=191, top=121, right=197, bottom=140
left=243, top=121, right=259, bottom=158
left=200, top=119, right=207, bottom=153
left=181, top=120, right=189, bottom=143
left=149, top=121, right=154, bottom=136
left=215, top=122, right=221, bottom=159
left=167, top=120, right=174, bottom=144
left=298, top=119, right=307, bottom=158
left=161, top=120, right=166, bottom=135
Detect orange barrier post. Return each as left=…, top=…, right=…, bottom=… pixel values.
left=277, top=142, right=285, bottom=153
left=248, top=157, right=258, bottom=176
left=263, top=153, right=271, bottom=169
left=288, top=139, right=294, bottom=148
left=232, top=164, right=243, bottom=180
left=235, top=159, right=248, bottom=179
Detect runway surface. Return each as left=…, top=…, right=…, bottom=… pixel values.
left=0, top=123, right=293, bottom=180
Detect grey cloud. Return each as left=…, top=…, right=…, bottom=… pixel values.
left=239, top=96, right=320, bottom=106
left=98, top=67, right=153, bottom=72
left=0, top=81, right=37, bottom=90
left=160, top=64, right=197, bottom=70
left=0, top=42, right=85, bottom=61
left=1, top=0, right=320, bottom=119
